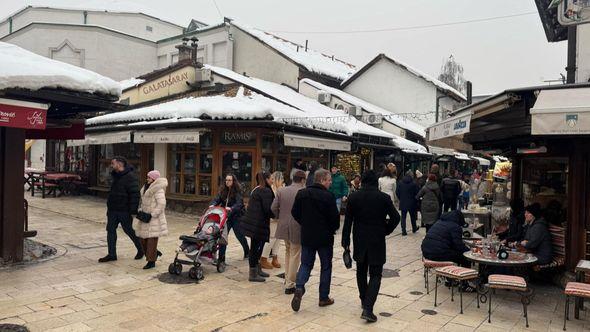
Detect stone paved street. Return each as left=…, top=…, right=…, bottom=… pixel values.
left=0, top=195, right=587, bottom=331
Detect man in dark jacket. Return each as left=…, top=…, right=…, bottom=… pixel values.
left=519, top=203, right=553, bottom=265
left=396, top=170, right=420, bottom=235
left=99, top=156, right=143, bottom=263
left=305, top=161, right=318, bottom=187
left=498, top=199, right=526, bottom=243
left=440, top=169, right=462, bottom=212
left=342, top=170, right=399, bottom=322
left=291, top=168, right=340, bottom=311
left=421, top=210, right=470, bottom=267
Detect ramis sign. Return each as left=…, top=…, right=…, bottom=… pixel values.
left=0, top=98, right=49, bottom=130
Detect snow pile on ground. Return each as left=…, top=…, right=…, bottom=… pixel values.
left=231, top=21, right=355, bottom=81
left=119, top=77, right=146, bottom=91
left=0, top=42, right=121, bottom=96
left=0, top=239, right=56, bottom=265
left=300, top=78, right=426, bottom=137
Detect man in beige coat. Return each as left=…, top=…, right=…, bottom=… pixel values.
left=271, top=169, right=306, bottom=294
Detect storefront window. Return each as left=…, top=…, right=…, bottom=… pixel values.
left=167, top=143, right=212, bottom=196
left=521, top=158, right=568, bottom=226
left=97, top=143, right=141, bottom=186
left=262, top=134, right=274, bottom=154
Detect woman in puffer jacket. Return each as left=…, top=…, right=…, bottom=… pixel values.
left=133, top=170, right=168, bottom=269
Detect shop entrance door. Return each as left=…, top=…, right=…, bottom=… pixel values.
left=220, top=149, right=255, bottom=195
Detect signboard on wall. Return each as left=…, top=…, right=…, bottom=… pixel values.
left=220, top=131, right=257, bottom=145
left=0, top=98, right=49, bottom=130
left=530, top=88, right=590, bottom=135
left=427, top=113, right=471, bottom=141
left=121, top=66, right=195, bottom=105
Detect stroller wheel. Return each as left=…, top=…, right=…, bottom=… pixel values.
left=189, top=266, right=204, bottom=280
left=168, top=262, right=182, bottom=275
left=217, top=261, right=226, bottom=273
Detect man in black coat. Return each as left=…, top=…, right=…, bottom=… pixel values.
left=440, top=169, right=462, bottom=212
left=421, top=210, right=470, bottom=267
left=99, top=156, right=143, bottom=263
left=291, top=168, right=340, bottom=311
left=519, top=203, right=553, bottom=265
left=342, top=170, right=400, bottom=323
left=396, top=170, right=420, bottom=235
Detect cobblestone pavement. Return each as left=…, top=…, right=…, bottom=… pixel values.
left=0, top=195, right=588, bottom=331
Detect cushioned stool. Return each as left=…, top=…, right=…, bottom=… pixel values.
left=487, top=274, right=530, bottom=328
left=422, top=258, right=455, bottom=294
left=434, top=266, right=479, bottom=314
left=563, top=282, right=590, bottom=330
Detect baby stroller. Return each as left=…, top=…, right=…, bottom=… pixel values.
left=168, top=206, right=228, bottom=281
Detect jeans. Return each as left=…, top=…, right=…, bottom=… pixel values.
left=335, top=198, right=342, bottom=212
left=248, top=238, right=265, bottom=268
left=219, top=217, right=249, bottom=259
left=106, top=211, right=142, bottom=258
left=296, top=245, right=333, bottom=300
left=401, top=209, right=418, bottom=233
left=443, top=198, right=458, bottom=212
left=356, top=257, right=383, bottom=312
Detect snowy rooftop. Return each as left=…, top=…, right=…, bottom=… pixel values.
left=0, top=42, right=121, bottom=96
left=231, top=21, right=356, bottom=81
left=119, top=78, right=146, bottom=91
left=300, top=78, right=426, bottom=137
left=342, top=54, right=466, bottom=101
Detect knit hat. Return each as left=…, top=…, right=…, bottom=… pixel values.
left=525, top=203, right=542, bottom=219
left=415, top=170, right=423, bottom=178
left=147, top=170, right=161, bottom=180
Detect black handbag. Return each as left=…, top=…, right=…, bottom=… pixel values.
left=137, top=211, right=152, bottom=223
left=343, top=249, right=352, bottom=269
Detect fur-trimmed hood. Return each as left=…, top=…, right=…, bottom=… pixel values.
left=142, top=177, right=168, bottom=197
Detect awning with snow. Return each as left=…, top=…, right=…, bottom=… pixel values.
left=428, top=145, right=455, bottom=156
left=530, top=87, right=590, bottom=135
left=471, top=156, right=491, bottom=166
left=453, top=152, right=472, bottom=161
left=134, top=129, right=205, bottom=144
left=68, top=131, right=131, bottom=146
left=284, top=132, right=351, bottom=151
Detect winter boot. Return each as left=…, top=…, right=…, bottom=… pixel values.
left=260, top=257, right=273, bottom=269
left=271, top=255, right=282, bottom=268
left=257, top=264, right=270, bottom=278
left=249, top=267, right=265, bottom=282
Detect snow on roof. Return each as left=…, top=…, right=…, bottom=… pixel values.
left=205, top=65, right=393, bottom=139
left=392, top=136, right=428, bottom=153
left=300, top=78, right=426, bottom=137
left=0, top=42, right=121, bottom=96
left=119, top=78, right=146, bottom=91
left=342, top=54, right=466, bottom=101
left=231, top=21, right=356, bottom=81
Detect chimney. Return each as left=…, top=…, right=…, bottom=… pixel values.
left=190, top=37, right=199, bottom=65
left=176, top=37, right=193, bottom=63
left=305, top=40, right=308, bottom=52
left=466, top=81, right=473, bottom=105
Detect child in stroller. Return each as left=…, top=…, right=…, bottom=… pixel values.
left=169, top=206, right=228, bottom=281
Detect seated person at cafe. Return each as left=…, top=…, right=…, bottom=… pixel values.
left=421, top=210, right=470, bottom=267
left=497, top=198, right=526, bottom=243
left=513, top=203, right=553, bottom=266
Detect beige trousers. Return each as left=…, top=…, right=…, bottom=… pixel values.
left=284, top=240, right=301, bottom=289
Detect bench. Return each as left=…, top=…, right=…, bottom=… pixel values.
left=533, top=224, right=566, bottom=272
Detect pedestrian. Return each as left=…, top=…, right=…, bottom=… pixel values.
left=271, top=169, right=306, bottom=294
left=350, top=173, right=361, bottom=193
left=240, top=170, right=275, bottom=282
left=440, top=169, right=462, bottom=212
left=416, top=174, right=442, bottom=232
left=396, top=170, right=420, bottom=235
left=290, top=168, right=340, bottom=311
left=294, top=159, right=306, bottom=171
left=517, top=203, right=553, bottom=266
left=430, top=164, right=442, bottom=186
left=458, top=174, right=470, bottom=210
left=260, top=171, right=284, bottom=270
left=386, top=162, right=397, bottom=179
left=498, top=198, right=526, bottom=244
left=378, top=167, right=398, bottom=209
left=329, top=166, right=349, bottom=212
left=132, top=170, right=167, bottom=269
left=210, top=173, right=249, bottom=265
left=415, top=169, right=425, bottom=189
left=306, top=160, right=318, bottom=187
left=99, top=156, right=144, bottom=263
left=342, top=170, right=400, bottom=322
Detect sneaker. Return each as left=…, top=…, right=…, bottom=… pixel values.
left=361, top=309, right=378, bottom=323
left=285, top=288, right=296, bottom=295
left=318, top=298, right=335, bottom=307
left=291, top=288, right=304, bottom=312
left=412, top=227, right=420, bottom=233
left=134, top=251, right=144, bottom=260
left=98, top=255, right=117, bottom=263
left=143, top=261, right=155, bottom=269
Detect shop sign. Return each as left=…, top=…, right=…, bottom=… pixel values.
left=141, top=71, right=189, bottom=96
left=0, top=98, right=49, bottom=130
left=428, top=113, right=471, bottom=141
left=220, top=131, right=257, bottom=145
left=128, top=67, right=195, bottom=105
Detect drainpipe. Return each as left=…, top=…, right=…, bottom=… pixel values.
left=83, top=11, right=88, bottom=24
left=566, top=26, right=577, bottom=84
left=9, top=17, right=12, bottom=33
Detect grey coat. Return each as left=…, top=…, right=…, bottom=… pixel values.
left=416, top=181, right=442, bottom=225
left=272, top=182, right=305, bottom=244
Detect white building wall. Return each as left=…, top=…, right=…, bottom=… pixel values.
left=156, top=27, right=231, bottom=69
left=230, top=26, right=300, bottom=89
left=10, top=8, right=83, bottom=33
left=154, top=143, right=167, bottom=177
left=343, top=58, right=438, bottom=127
left=87, top=11, right=182, bottom=42
left=2, top=24, right=157, bottom=81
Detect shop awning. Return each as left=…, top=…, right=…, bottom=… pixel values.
left=530, top=88, right=590, bottom=135
left=428, top=145, right=455, bottom=156
left=284, top=133, right=351, bottom=151
left=471, top=156, right=491, bottom=166
left=68, top=131, right=131, bottom=146
left=134, top=129, right=203, bottom=143
left=453, top=152, right=472, bottom=161
left=427, top=112, right=471, bottom=140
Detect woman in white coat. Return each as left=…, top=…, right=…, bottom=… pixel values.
left=133, top=170, right=168, bottom=269
left=378, top=166, right=399, bottom=209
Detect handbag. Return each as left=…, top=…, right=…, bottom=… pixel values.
left=137, top=211, right=152, bottom=223
left=343, top=249, right=352, bottom=269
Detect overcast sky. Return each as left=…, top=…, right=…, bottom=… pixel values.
left=3, top=0, right=567, bottom=95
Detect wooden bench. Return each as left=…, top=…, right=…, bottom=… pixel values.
left=533, top=224, right=566, bottom=272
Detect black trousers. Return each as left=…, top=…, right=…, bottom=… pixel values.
left=443, top=198, right=458, bottom=212
left=356, top=256, right=383, bottom=312
left=248, top=238, right=265, bottom=268
left=106, top=211, right=142, bottom=257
